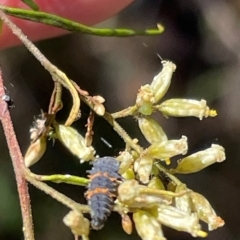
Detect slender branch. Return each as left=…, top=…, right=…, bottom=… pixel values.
left=23, top=168, right=90, bottom=213
left=0, top=5, right=164, bottom=37
left=0, top=9, right=80, bottom=126
left=0, top=70, right=35, bottom=240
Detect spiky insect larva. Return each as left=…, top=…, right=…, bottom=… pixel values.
left=85, top=157, right=122, bottom=230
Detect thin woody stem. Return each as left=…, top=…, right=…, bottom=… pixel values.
left=0, top=70, right=35, bottom=240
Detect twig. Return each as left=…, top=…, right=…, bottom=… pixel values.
left=0, top=70, right=35, bottom=240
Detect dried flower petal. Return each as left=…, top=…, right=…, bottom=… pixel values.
left=24, top=136, right=47, bottom=167
left=190, top=191, right=225, bottom=230
left=157, top=99, right=217, bottom=120
left=146, top=136, right=188, bottom=161
left=55, top=124, right=95, bottom=162
left=121, top=213, right=133, bottom=235
left=138, top=117, right=167, bottom=144
left=171, top=144, right=225, bottom=174
left=150, top=61, right=176, bottom=103
left=133, top=210, right=166, bottom=240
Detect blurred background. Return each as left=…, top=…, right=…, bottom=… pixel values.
left=0, top=0, right=240, bottom=239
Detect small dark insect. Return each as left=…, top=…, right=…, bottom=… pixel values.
left=85, top=157, right=122, bottom=230
left=1, top=94, right=15, bottom=109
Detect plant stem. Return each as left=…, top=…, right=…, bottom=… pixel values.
left=0, top=9, right=80, bottom=126
left=0, top=5, right=164, bottom=37
left=0, top=70, right=35, bottom=240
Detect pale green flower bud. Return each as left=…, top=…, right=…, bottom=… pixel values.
left=153, top=205, right=207, bottom=237
left=134, top=156, right=154, bottom=184
left=175, top=184, right=191, bottom=214
left=190, top=192, right=225, bottom=230
left=150, top=61, right=176, bottom=103
left=146, top=136, right=188, bottom=161
left=157, top=99, right=217, bottom=120
left=133, top=210, right=166, bottom=240
left=148, top=176, right=165, bottom=190
left=63, top=210, right=90, bottom=238
left=24, top=136, right=47, bottom=167
left=171, top=144, right=225, bottom=174
left=122, top=169, right=135, bottom=180
left=55, top=124, right=95, bottom=162
left=138, top=117, right=167, bottom=144
left=117, top=151, right=134, bottom=174
left=118, top=180, right=172, bottom=208
left=136, top=84, right=154, bottom=115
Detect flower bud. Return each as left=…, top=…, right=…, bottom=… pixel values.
left=117, top=151, right=134, bottom=174
left=55, top=124, right=95, bottom=162
left=122, top=169, right=135, bottom=180
left=148, top=176, right=165, bottom=190
left=133, top=210, right=166, bottom=240
left=157, top=99, right=217, bottom=120
left=136, top=85, right=154, bottom=115
left=138, top=117, right=167, bottom=144
left=146, top=136, right=188, bottom=161
left=150, top=61, right=176, bottom=103
left=171, top=144, right=225, bottom=174
left=118, top=180, right=172, bottom=208
left=134, top=155, right=153, bottom=184
left=153, top=205, right=207, bottom=237
left=63, top=210, right=90, bottom=237
left=190, top=191, right=225, bottom=230
left=175, top=184, right=191, bottom=214
left=24, top=136, right=47, bottom=167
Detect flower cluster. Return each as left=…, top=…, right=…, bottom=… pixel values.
left=24, top=60, right=225, bottom=240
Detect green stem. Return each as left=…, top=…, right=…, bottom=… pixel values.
left=33, top=173, right=89, bottom=186
left=0, top=5, right=164, bottom=37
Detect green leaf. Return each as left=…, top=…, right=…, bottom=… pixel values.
left=21, top=0, right=39, bottom=11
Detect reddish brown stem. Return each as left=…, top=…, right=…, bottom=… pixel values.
left=0, top=70, right=35, bottom=240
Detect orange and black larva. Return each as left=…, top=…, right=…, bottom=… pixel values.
left=85, top=157, right=122, bottom=230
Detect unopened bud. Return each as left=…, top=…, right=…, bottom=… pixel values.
left=150, top=61, right=176, bottom=103
left=118, top=180, right=172, bottom=208
left=146, top=136, right=188, bottom=161
left=134, top=156, right=153, bottom=184
left=190, top=191, right=225, bottom=230
left=175, top=184, right=191, bottom=214
left=148, top=176, right=165, bottom=190
left=157, top=99, right=217, bottom=120
left=136, top=85, right=154, bottom=115
left=133, top=210, right=166, bottom=240
left=63, top=210, right=90, bottom=237
left=122, top=168, right=135, bottom=180
left=117, top=151, right=134, bottom=174
left=138, top=117, right=167, bottom=144
left=55, top=124, right=95, bottom=162
left=171, top=144, right=225, bottom=174
left=24, top=136, right=47, bottom=167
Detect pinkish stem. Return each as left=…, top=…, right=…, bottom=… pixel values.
left=0, top=70, right=35, bottom=240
